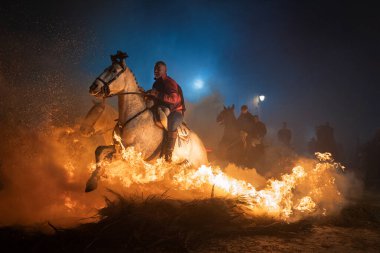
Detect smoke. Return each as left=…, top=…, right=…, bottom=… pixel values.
left=185, top=92, right=224, bottom=149
left=183, top=92, right=363, bottom=219
left=0, top=19, right=363, bottom=229
left=0, top=125, right=106, bottom=227
left=0, top=56, right=118, bottom=227
left=0, top=73, right=363, bottom=229
left=0, top=65, right=105, bottom=227
left=0, top=21, right=106, bottom=228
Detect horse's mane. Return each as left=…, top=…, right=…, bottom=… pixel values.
left=127, top=67, right=145, bottom=91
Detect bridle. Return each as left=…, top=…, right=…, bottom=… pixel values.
left=95, top=61, right=148, bottom=130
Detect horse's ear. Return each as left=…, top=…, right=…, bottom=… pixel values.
left=232, top=104, right=235, bottom=110
left=117, top=51, right=128, bottom=69
left=117, top=50, right=128, bottom=59
left=223, top=105, right=227, bottom=110
left=110, top=54, right=117, bottom=63
left=110, top=51, right=128, bottom=66
left=120, top=59, right=127, bottom=69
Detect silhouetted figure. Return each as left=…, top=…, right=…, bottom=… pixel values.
left=237, top=105, right=255, bottom=142
left=359, top=129, right=380, bottom=190
left=309, top=122, right=339, bottom=159
left=249, top=115, right=267, bottom=168
left=277, top=122, right=292, bottom=146
left=236, top=105, right=257, bottom=166
left=216, top=105, right=244, bottom=165
left=252, top=115, right=267, bottom=141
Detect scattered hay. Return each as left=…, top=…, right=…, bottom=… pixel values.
left=1, top=192, right=379, bottom=252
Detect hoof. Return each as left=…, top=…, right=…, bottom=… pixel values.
left=85, top=176, right=98, bottom=192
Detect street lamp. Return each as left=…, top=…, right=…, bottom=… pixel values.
left=253, top=94, right=266, bottom=116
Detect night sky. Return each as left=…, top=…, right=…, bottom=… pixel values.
left=1, top=0, right=380, bottom=156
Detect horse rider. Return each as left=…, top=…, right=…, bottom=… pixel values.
left=146, top=61, right=186, bottom=162
left=252, top=115, right=267, bottom=141
left=237, top=105, right=255, bottom=143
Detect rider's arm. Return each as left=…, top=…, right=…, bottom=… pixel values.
left=157, top=81, right=181, bottom=105
left=158, top=92, right=181, bottom=105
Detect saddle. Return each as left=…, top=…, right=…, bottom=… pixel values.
left=152, top=106, right=190, bottom=144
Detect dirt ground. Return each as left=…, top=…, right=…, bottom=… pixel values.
left=1, top=192, right=380, bottom=253
left=198, top=193, right=380, bottom=253
left=197, top=226, right=380, bottom=253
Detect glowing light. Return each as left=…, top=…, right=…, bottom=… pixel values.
left=193, top=79, right=204, bottom=90
left=259, top=95, right=265, bottom=102
left=87, top=132, right=347, bottom=221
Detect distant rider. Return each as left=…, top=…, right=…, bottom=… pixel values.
left=237, top=105, right=255, bottom=143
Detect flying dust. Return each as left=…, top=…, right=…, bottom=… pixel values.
left=0, top=37, right=361, bottom=229
left=0, top=110, right=361, bottom=228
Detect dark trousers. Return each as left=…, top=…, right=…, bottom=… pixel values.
left=167, top=111, right=183, bottom=132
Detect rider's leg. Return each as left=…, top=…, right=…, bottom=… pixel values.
left=165, top=111, right=183, bottom=162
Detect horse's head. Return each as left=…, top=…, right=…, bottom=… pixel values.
left=89, top=51, right=135, bottom=98
left=216, top=104, right=236, bottom=125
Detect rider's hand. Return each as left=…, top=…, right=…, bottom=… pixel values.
left=147, top=89, right=159, bottom=98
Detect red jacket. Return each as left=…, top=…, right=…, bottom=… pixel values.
left=153, top=76, right=185, bottom=113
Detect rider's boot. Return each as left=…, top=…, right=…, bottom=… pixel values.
left=164, top=130, right=177, bottom=163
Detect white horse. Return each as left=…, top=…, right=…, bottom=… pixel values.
left=85, top=51, right=208, bottom=192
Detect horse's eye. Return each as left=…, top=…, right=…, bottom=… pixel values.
left=113, top=69, right=118, bottom=73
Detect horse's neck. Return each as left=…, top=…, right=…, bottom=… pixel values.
left=118, top=70, right=145, bottom=125
left=223, top=118, right=239, bottom=139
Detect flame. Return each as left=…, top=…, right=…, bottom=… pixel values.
left=295, top=196, right=316, bottom=212
left=88, top=132, right=346, bottom=221
left=64, top=196, right=77, bottom=210
left=64, top=161, right=76, bottom=181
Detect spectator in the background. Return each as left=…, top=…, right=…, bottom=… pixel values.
left=315, top=122, right=338, bottom=158
left=278, top=122, right=292, bottom=146
left=307, top=122, right=339, bottom=160
left=359, top=129, right=380, bottom=190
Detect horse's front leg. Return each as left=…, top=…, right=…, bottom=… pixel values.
left=85, top=145, right=116, bottom=192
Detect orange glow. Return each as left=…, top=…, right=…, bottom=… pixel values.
left=85, top=133, right=347, bottom=221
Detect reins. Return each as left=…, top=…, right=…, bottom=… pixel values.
left=101, top=77, right=148, bottom=130
left=106, top=91, right=145, bottom=97
left=95, top=56, right=150, bottom=131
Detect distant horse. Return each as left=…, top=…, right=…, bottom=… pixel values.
left=80, top=100, right=118, bottom=145
left=216, top=105, right=245, bottom=165
left=85, top=51, right=208, bottom=192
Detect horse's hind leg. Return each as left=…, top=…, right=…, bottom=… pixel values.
left=85, top=145, right=115, bottom=192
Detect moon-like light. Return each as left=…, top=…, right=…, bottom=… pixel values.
left=194, top=79, right=204, bottom=90
left=259, top=95, right=265, bottom=102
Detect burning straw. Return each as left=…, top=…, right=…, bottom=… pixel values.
left=92, top=133, right=349, bottom=222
